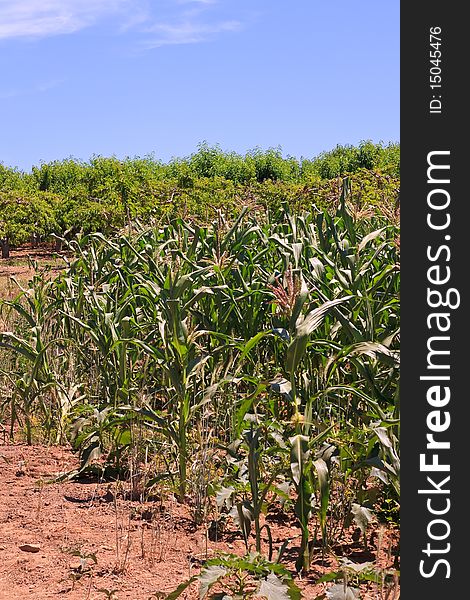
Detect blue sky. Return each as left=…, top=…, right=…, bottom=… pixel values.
left=0, top=1, right=399, bottom=172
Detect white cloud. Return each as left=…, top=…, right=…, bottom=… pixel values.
left=143, top=18, right=241, bottom=47
left=0, top=0, right=134, bottom=40
left=0, top=0, right=243, bottom=47
left=141, top=0, right=242, bottom=48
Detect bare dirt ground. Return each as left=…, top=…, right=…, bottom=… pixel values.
left=0, top=244, right=64, bottom=299
left=0, top=442, right=399, bottom=600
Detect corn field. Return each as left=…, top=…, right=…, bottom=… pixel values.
left=0, top=178, right=399, bottom=596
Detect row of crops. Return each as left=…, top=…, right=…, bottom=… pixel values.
left=0, top=142, right=399, bottom=254
left=0, top=177, right=399, bottom=594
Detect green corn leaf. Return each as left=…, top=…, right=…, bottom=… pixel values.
left=286, top=335, right=308, bottom=375
left=326, top=583, right=360, bottom=600
left=258, top=573, right=292, bottom=600
left=163, top=576, right=197, bottom=600
left=239, top=330, right=272, bottom=361
left=289, top=434, right=309, bottom=486
left=295, top=296, right=352, bottom=338
left=313, top=457, right=330, bottom=541
left=351, top=503, right=373, bottom=535
left=198, top=565, right=228, bottom=599
left=288, top=276, right=309, bottom=334
left=357, top=227, right=386, bottom=253
left=229, top=502, right=253, bottom=545
left=286, top=297, right=351, bottom=374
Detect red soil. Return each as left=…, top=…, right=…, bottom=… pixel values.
left=0, top=442, right=399, bottom=600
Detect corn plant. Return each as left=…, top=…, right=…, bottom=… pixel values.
left=162, top=552, right=301, bottom=600
left=216, top=417, right=289, bottom=559
left=0, top=175, right=399, bottom=588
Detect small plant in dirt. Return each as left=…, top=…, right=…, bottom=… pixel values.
left=314, top=557, right=400, bottom=600
left=62, top=547, right=98, bottom=590
left=215, top=418, right=290, bottom=559
left=65, top=547, right=98, bottom=571
left=162, top=552, right=301, bottom=600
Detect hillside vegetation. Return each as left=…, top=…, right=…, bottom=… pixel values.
left=0, top=141, right=399, bottom=255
